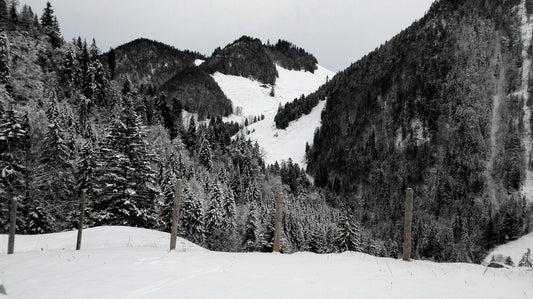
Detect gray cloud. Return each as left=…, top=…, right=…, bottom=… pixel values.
left=19, top=0, right=435, bottom=71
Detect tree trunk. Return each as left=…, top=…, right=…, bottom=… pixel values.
left=7, top=193, right=16, bottom=254
left=403, top=188, right=414, bottom=261
left=170, top=179, right=182, bottom=250
left=76, top=191, right=86, bottom=250
left=273, top=193, right=283, bottom=253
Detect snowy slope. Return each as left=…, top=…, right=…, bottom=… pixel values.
left=0, top=227, right=532, bottom=298
left=0, top=226, right=203, bottom=253
left=213, top=64, right=334, bottom=166
left=483, top=232, right=533, bottom=266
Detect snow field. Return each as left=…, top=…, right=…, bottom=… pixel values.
left=483, top=231, right=533, bottom=266
left=0, top=227, right=532, bottom=298
left=213, top=64, right=335, bottom=166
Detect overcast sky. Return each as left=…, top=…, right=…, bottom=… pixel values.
left=20, top=0, right=435, bottom=72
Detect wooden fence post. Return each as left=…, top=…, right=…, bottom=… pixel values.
left=76, top=191, right=86, bottom=250
left=273, top=193, right=283, bottom=253
left=403, top=188, right=414, bottom=261
left=170, top=179, right=182, bottom=251
left=7, top=194, right=16, bottom=254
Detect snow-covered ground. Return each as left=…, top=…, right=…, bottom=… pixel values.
left=483, top=231, right=533, bottom=266
left=0, top=226, right=203, bottom=254
left=213, top=64, right=334, bottom=166
left=1, top=226, right=532, bottom=298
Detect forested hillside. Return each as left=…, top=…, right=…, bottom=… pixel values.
left=204, top=36, right=318, bottom=85
left=0, top=1, right=369, bottom=255
left=306, top=0, right=533, bottom=262
left=102, top=38, right=205, bottom=88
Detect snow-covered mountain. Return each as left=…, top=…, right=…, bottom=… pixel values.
left=213, top=64, right=335, bottom=166
left=1, top=227, right=531, bottom=298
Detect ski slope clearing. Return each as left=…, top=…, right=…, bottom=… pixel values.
left=213, top=65, right=334, bottom=166
left=1, top=227, right=532, bottom=298
left=483, top=231, right=533, bottom=266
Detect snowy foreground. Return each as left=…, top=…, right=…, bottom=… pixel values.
left=1, top=227, right=532, bottom=298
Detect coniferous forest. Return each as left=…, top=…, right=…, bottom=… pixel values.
left=0, top=1, right=366, bottom=255
left=1, top=0, right=533, bottom=265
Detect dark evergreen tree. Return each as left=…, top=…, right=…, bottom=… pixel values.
left=107, top=47, right=116, bottom=80
left=40, top=2, right=62, bottom=47
left=199, top=138, right=213, bottom=171
left=9, top=2, right=17, bottom=26
left=223, top=187, right=236, bottom=230
left=243, top=203, right=258, bottom=251
left=157, top=161, right=178, bottom=232
left=93, top=98, right=158, bottom=227
left=0, top=107, right=26, bottom=233
left=0, top=33, right=10, bottom=85
left=0, top=0, right=7, bottom=22
left=184, top=116, right=197, bottom=149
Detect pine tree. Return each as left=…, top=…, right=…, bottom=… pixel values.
left=184, top=116, right=197, bottom=149
left=199, top=138, right=213, bottom=171
left=204, top=184, right=225, bottom=250
left=94, top=98, right=158, bottom=227
left=223, top=187, right=236, bottom=230
left=335, top=211, right=362, bottom=252
left=37, top=110, right=75, bottom=229
left=40, top=2, right=62, bottom=47
left=243, top=203, right=258, bottom=251
left=20, top=5, right=34, bottom=28
left=0, top=33, right=10, bottom=85
left=179, top=189, right=205, bottom=244
left=258, top=211, right=275, bottom=252
left=62, top=44, right=80, bottom=88
left=107, top=47, right=116, bottom=80
left=75, top=141, right=98, bottom=198
left=9, top=2, right=17, bottom=26
left=0, top=107, right=26, bottom=233
left=0, top=0, right=7, bottom=22
left=26, top=203, right=54, bottom=234
left=89, top=39, right=99, bottom=59
left=519, top=248, right=533, bottom=268
left=157, top=163, right=177, bottom=232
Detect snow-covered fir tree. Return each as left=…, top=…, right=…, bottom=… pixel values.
left=179, top=188, right=205, bottom=244
left=335, top=211, right=362, bottom=252
left=243, top=202, right=258, bottom=251
left=199, top=138, right=213, bottom=171
left=519, top=248, right=533, bottom=268
left=92, top=97, right=158, bottom=227
left=0, top=107, right=27, bottom=233
left=204, top=183, right=226, bottom=250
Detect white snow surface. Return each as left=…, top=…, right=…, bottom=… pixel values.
left=1, top=226, right=532, bottom=299
left=0, top=226, right=203, bottom=253
left=213, top=64, right=334, bottom=166
left=483, top=231, right=533, bottom=266
left=194, top=59, right=205, bottom=66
